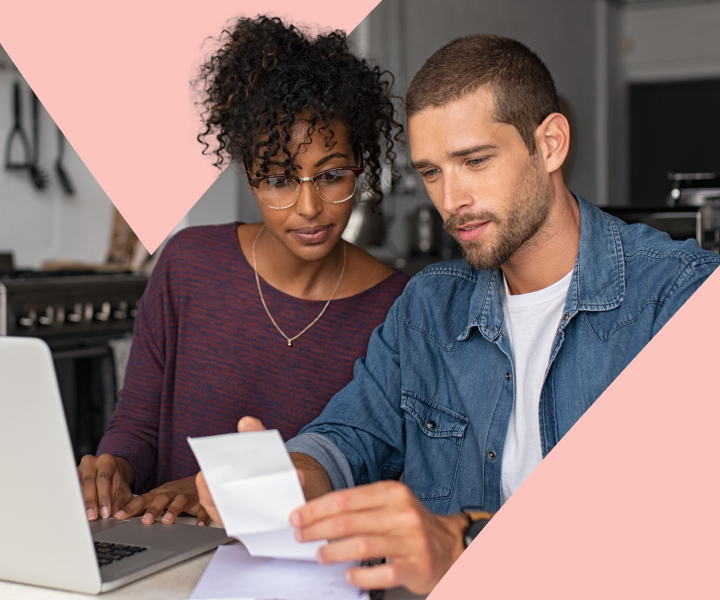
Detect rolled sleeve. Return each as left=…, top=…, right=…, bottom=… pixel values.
left=286, top=433, right=355, bottom=490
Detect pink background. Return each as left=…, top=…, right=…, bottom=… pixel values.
left=2, top=2, right=718, bottom=598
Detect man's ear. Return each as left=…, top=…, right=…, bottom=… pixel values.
left=535, top=112, right=570, bottom=175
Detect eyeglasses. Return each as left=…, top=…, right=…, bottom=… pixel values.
left=248, top=165, right=364, bottom=210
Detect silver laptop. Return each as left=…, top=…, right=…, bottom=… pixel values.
left=0, top=337, right=232, bottom=594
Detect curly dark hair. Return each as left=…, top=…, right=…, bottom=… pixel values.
left=195, top=15, right=404, bottom=206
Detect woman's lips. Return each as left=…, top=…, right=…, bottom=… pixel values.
left=290, top=224, right=333, bottom=244
left=456, top=221, right=490, bottom=242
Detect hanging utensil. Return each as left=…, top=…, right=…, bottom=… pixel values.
left=3, top=82, right=32, bottom=173
left=29, top=89, right=49, bottom=190
left=55, top=126, right=75, bottom=195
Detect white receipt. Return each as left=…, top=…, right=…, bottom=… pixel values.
left=188, top=544, right=367, bottom=600
left=188, top=430, right=326, bottom=561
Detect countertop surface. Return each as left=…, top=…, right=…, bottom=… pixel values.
left=0, top=518, right=426, bottom=600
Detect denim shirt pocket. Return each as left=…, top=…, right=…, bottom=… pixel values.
left=400, top=391, right=469, bottom=501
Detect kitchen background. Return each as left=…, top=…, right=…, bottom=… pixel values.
left=2, top=0, right=720, bottom=457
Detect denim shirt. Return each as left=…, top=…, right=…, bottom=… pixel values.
left=286, top=195, right=720, bottom=515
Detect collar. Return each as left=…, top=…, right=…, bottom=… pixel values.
left=458, top=194, right=625, bottom=343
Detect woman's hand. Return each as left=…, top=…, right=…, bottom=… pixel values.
left=114, top=475, right=210, bottom=526
left=77, top=454, right=134, bottom=521
left=196, top=472, right=221, bottom=526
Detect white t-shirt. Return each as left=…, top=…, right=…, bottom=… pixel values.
left=500, top=269, right=573, bottom=504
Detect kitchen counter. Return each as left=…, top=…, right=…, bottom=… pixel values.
left=0, top=518, right=427, bottom=600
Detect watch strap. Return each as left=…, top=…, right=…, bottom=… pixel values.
left=461, top=507, right=493, bottom=548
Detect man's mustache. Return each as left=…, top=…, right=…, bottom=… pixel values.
left=444, top=212, right=500, bottom=236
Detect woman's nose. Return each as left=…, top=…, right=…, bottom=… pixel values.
left=295, top=179, right=324, bottom=220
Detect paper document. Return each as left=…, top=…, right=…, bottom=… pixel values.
left=188, top=430, right=325, bottom=560
left=188, top=544, right=368, bottom=600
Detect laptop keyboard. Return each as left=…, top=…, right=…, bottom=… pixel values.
left=94, top=541, right=148, bottom=567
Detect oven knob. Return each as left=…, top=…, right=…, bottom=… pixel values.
left=67, top=303, right=83, bottom=323
left=113, top=300, right=128, bottom=320
left=56, top=306, right=65, bottom=324
left=84, top=303, right=94, bottom=322
left=38, top=306, right=55, bottom=326
left=18, top=310, right=37, bottom=328
left=95, top=302, right=112, bottom=322
left=130, top=302, right=139, bottom=318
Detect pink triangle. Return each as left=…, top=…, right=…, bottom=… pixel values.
left=430, top=269, right=720, bottom=598
left=0, top=1, right=381, bottom=253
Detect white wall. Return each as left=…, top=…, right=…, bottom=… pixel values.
left=0, top=43, right=243, bottom=268
left=186, top=163, right=246, bottom=227
left=623, top=1, right=720, bottom=82
left=0, top=44, right=114, bottom=269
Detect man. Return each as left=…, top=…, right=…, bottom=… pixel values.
left=198, top=34, right=720, bottom=594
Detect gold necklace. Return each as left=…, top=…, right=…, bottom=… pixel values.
left=252, top=225, right=347, bottom=347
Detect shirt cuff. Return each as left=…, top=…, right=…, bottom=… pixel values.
left=286, top=433, right=355, bottom=491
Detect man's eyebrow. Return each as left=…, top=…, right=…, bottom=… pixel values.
left=314, top=152, right=349, bottom=168
left=411, top=144, right=499, bottom=170
left=410, top=159, right=432, bottom=170
left=449, top=144, right=499, bottom=158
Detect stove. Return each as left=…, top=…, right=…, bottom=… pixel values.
left=0, top=269, right=148, bottom=459
left=0, top=270, right=147, bottom=342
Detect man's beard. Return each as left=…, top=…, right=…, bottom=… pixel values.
left=444, top=158, right=551, bottom=271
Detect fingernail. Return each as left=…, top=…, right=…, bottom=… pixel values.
left=161, top=513, right=173, bottom=523
left=114, top=510, right=126, bottom=519
left=197, top=521, right=206, bottom=527
left=289, top=512, right=300, bottom=526
left=294, top=528, right=303, bottom=542
left=100, top=506, right=110, bottom=519
left=86, top=508, right=96, bottom=520
left=141, top=514, right=152, bottom=524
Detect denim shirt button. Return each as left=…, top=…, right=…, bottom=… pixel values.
left=505, top=372, right=512, bottom=381
left=426, top=420, right=437, bottom=431
left=562, top=312, right=569, bottom=321
left=487, top=450, right=497, bottom=460
left=486, top=324, right=494, bottom=332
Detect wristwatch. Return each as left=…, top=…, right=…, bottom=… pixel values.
left=461, top=508, right=493, bottom=548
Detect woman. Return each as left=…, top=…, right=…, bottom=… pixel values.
left=77, top=16, right=408, bottom=527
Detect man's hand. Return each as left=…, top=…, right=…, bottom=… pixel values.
left=114, top=475, right=209, bottom=526
left=77, top=454, right=134, bottom=521
left=289, top=480, right=467, bottom=595
left=195, top=419, right=465, bottom=593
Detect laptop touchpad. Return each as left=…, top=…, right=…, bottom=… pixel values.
left=90, top=518, right=130, bottom=535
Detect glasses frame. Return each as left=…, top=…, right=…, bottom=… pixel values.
left=248, top=164, right=365, bottom=210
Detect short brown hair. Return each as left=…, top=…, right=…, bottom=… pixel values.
left=406, top=34, right=560, bottom=154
